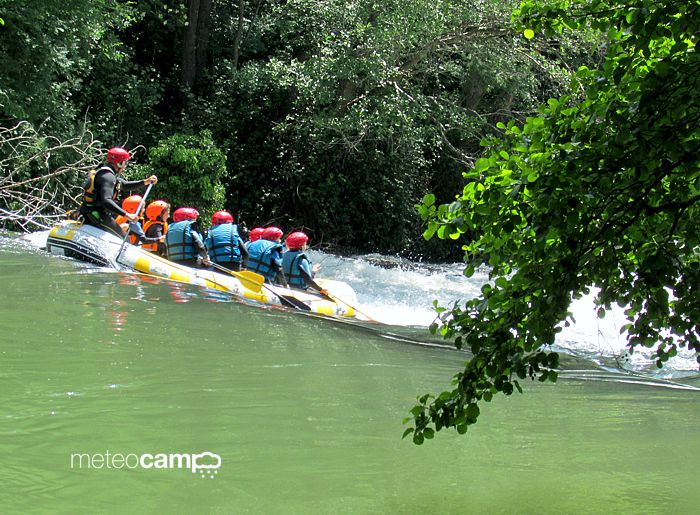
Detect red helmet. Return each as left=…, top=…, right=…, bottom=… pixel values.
left=172, top=207, right=199, bottom=222
left=146, top=200, right=169, bottom=221
left=121, top=195, right=143, bottom=214
left=262, top=226, right=283, bottom=241
left=106, top=147, right=131, bottom=165
left=211, top=210, right=234, bottom=226
left=286, top=231, right=309, bottom=250
left=249, top=227, right=264, bottom=242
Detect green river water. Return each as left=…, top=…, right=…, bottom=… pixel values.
left=1, top=237, right=699, bottom=514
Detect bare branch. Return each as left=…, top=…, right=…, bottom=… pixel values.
left=0, top=121, right=105, bottom=233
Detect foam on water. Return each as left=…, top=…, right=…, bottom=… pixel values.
left=19, top=231, right=699, bottom=378
left=308, top=250, right=698, bottom=377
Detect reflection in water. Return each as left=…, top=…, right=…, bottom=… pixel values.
left=108, top=299, right=129, bottom=333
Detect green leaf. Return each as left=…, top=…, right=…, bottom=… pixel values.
left=466, top=403, right=480, bottom=421
left=495, top=277, right=509, bottom=288
left=423, top=223, right=438, bottom=241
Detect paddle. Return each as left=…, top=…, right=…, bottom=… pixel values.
left=214, top=266, right=263, bottom=293
left=115, top=182, right=153, bottom=264
left=308, top=280, right=378, bottom=322
left=209, top=262, right=310, bottom=311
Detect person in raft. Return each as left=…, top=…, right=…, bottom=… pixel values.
left=79, top=147, right=157, bottom=237
left=164, top=207, right=211, bottom=268
left=245, top=227, right=264, bottom=250
left=115, top=195, right=162, bottom=247
left=246, top=226, right=288, bottom=286
left=281, top=231, right=322, bottom=291
left=115, top=195, right=143, bottom=243
left=142, top=200, right=171, bottom=256
left=204, top=210, right=249, bottom=272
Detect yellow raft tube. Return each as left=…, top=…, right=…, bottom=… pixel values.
left=46, top=221, right=357, bottom=317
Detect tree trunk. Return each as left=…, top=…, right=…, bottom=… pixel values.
left=232, top=0, right=246, bottom=70
left=181, top=0, right=201, bottom=90
left=195, top=0, right=212, bottom=81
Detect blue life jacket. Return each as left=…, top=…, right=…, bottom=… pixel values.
left=247, top=239, right=284, bottom=282
left=205, top=223, right=241, bottom=263
left=165, top=221, right=198, bottom=261
left=282, top=250, right=310, bottom=289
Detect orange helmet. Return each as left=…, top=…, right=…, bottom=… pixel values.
left=121, top=195, right=143, bottom=214
left=212, top=210, right=234, bottom=226
left=146, top=200, right=169, bottom=221
left=107, top=147, right=131, bottom=165
left=262, top=226, right=283, bottom=241
left=286, top=231, right=309, bottom=250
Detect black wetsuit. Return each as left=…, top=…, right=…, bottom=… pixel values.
left=79, top=165, right=147, bottom=237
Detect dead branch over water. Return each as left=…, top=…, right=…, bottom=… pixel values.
left=0, top=121, right=103, bottom=232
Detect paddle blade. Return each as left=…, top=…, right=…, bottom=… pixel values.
left=278, top=294, right=311, bottom=311
left=232, top=270, right=264, bottom=293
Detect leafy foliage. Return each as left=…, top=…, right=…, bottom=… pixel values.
left=0, top=0, right=136, bottom=134
left=1, top=0, right=599, bottom=255
left=198, top=0, right=593, bottom=253
left=133, top=131, right=228, bottom=227
left=408, top=0, right=700, bottom=443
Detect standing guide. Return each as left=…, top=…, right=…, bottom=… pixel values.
left=79, top=147, right=157, bottom=237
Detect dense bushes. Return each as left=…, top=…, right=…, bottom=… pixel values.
left=0, top=0, right=596, bottom=258
left=128, top=131, right=227, bottom=228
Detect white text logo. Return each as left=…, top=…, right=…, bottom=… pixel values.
left=70, top=451, right=221, bottom=478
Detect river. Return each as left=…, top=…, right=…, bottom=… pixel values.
left=1, top=231, right=699, bottom=513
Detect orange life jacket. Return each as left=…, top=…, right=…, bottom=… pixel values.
left=141, top=220, right=168, bottom=252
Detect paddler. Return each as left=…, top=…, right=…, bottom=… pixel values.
left=244, top=227, right=265, bottom=250
left=245, top=226, right=288, bottom=286
left=282, top=231, right=322, bottom=291
left=164, top=207, right=211, bottom=268
left=142, top=200, right=170, bottom=256
left=204, top=210, right=249, bottom=272
left=79, top=147, right=158, bottom=237
left=114, top=195, right=160, bottom=247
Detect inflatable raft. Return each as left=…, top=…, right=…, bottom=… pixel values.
left=45, top=221, right=357, bottom=317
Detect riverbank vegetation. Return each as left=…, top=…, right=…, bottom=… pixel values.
left=1, top=0, right=595, bottom=257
